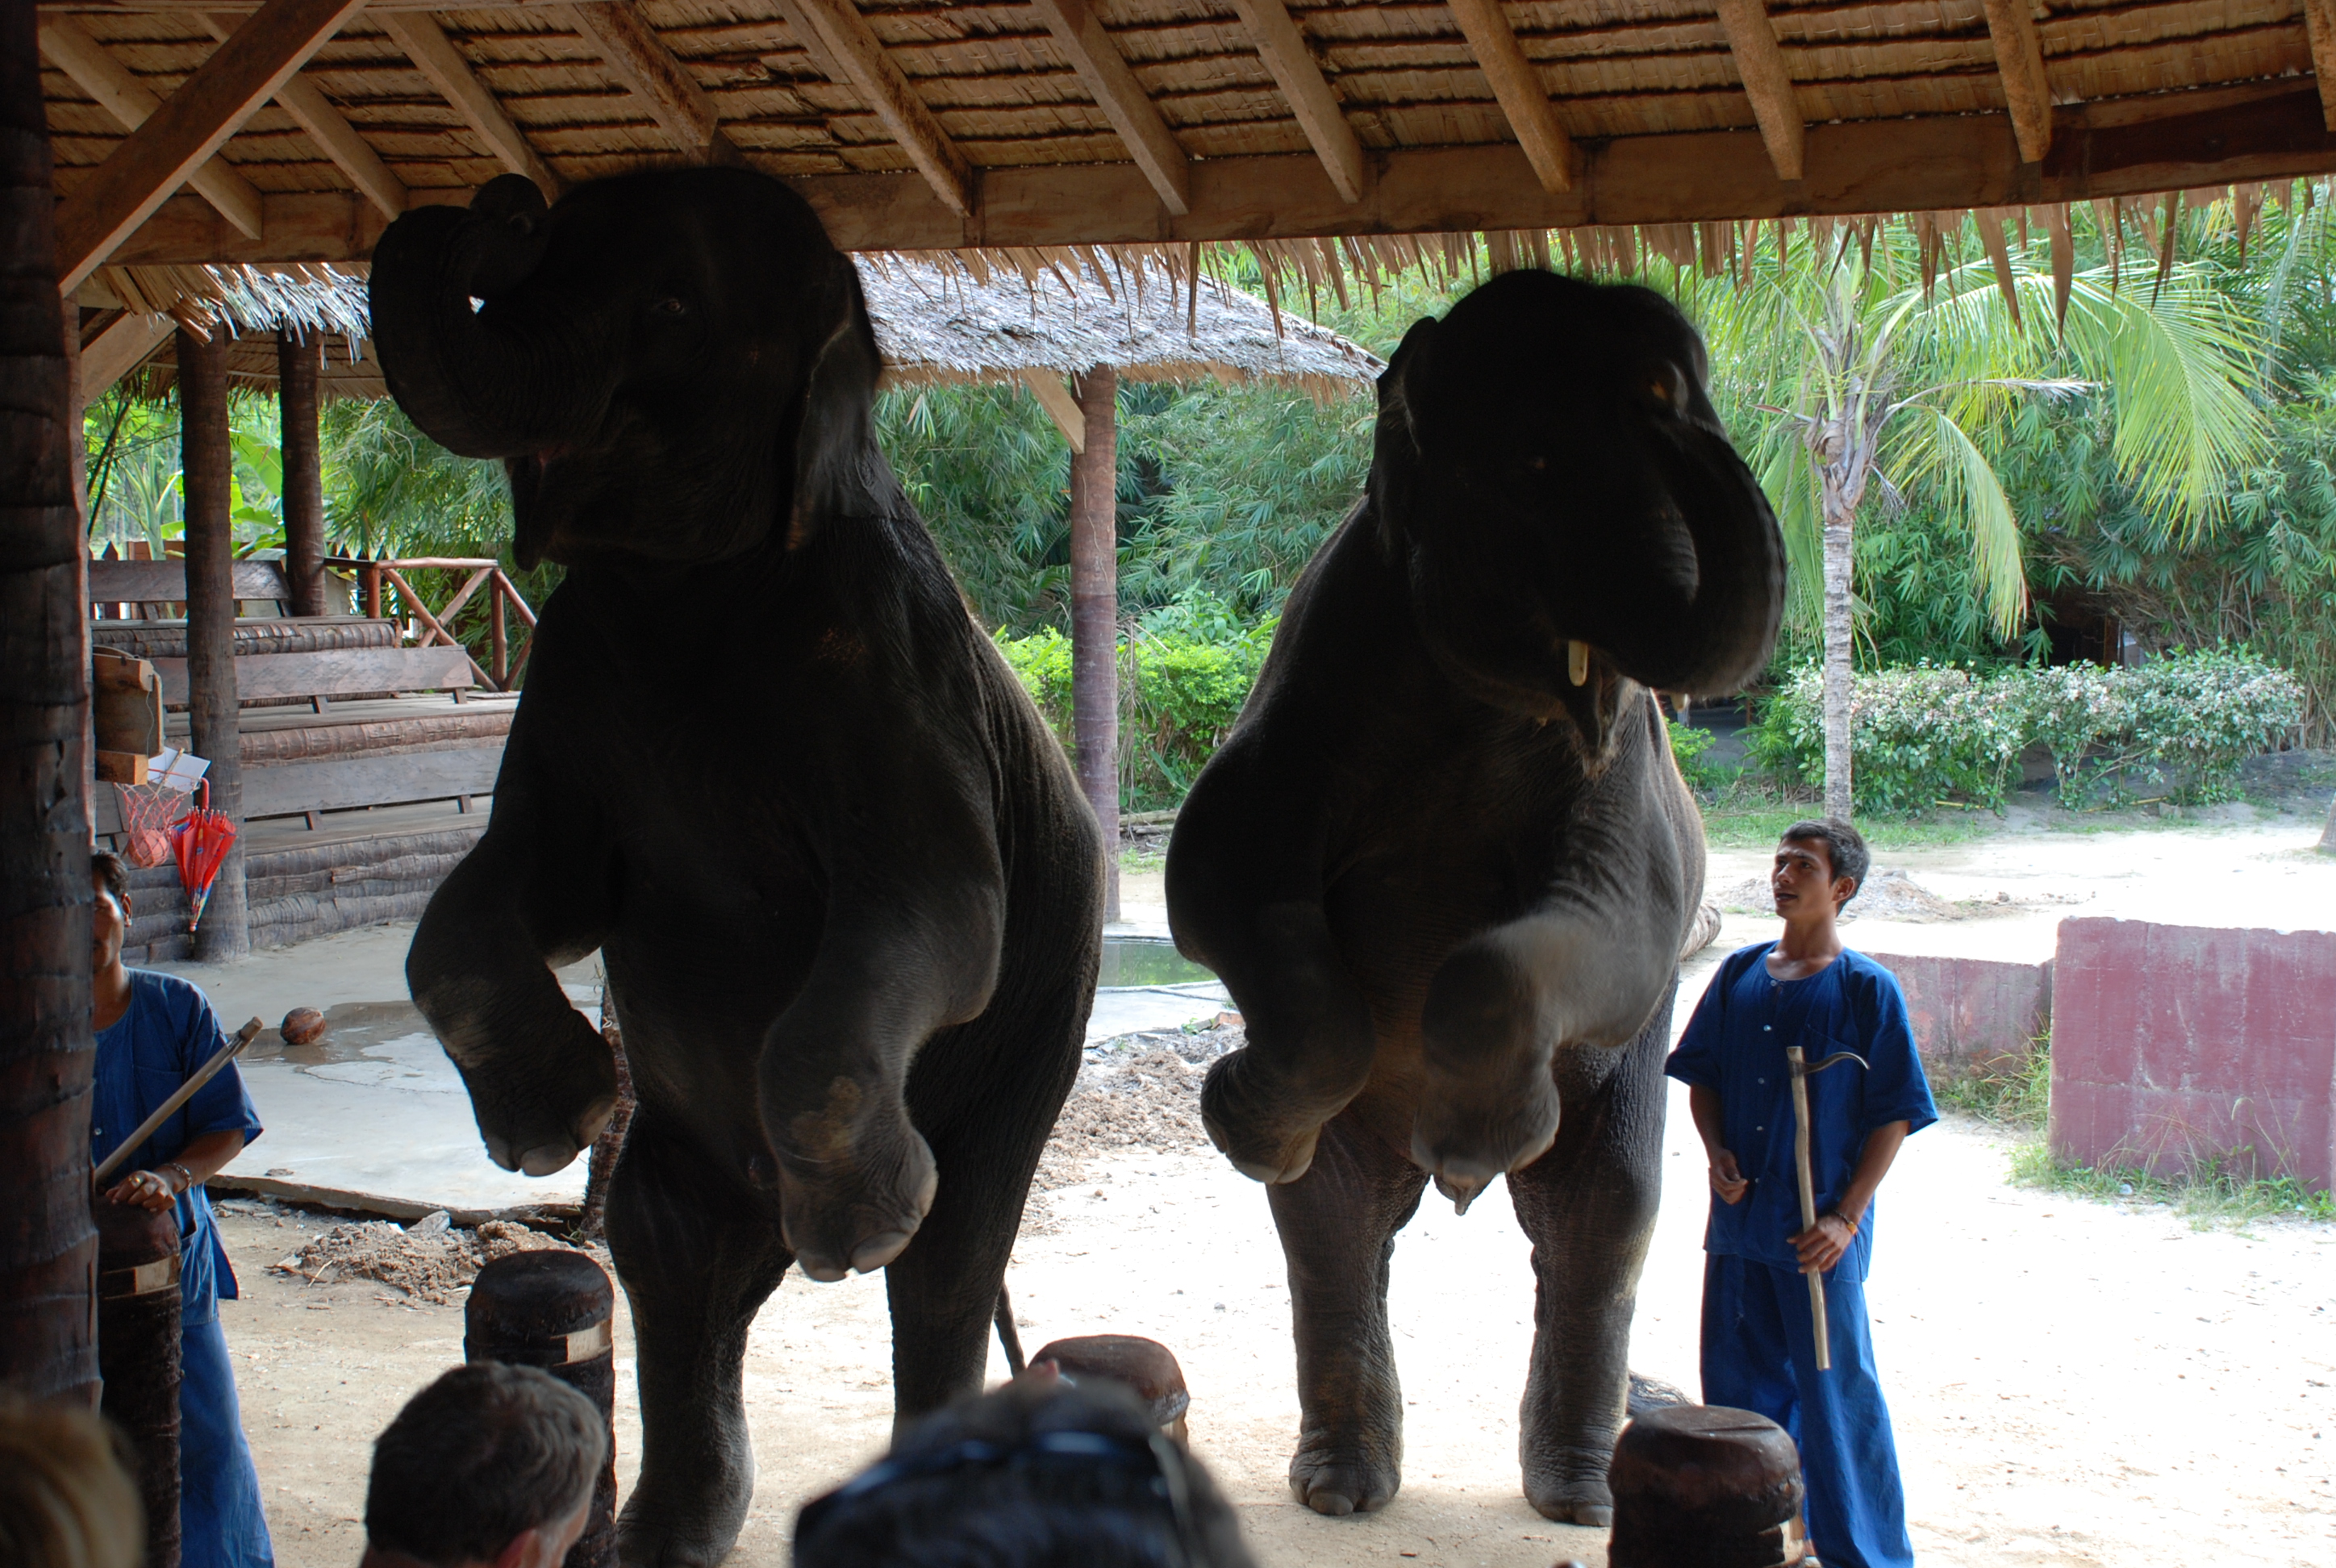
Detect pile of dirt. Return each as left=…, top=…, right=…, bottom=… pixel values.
left=269, top=1215, right=577, bottom=1305
left=1714, top=868, right=1963, bottom=923
left=1035, top=1026, right=1241, bottom=1188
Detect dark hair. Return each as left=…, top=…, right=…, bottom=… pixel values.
left=795, top=1377, right=1254, bottom=1568
left=1781, top=817, right=1870, bottom=899
left=90, top=851, right=131, bottom=913
left=365, top=1364, right=604, bottom=1567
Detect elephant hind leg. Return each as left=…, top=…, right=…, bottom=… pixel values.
left=1267, top=1111, right=1429, bottom=1516
left=1504, top=980, right=1672, bottom=1528
left=606, top=1111, right=790, bottom=1568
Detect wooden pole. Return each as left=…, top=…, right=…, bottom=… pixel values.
left=361, top=555, right=382, bottom=619
left=490, top=580, right=508, bottom=688
left=1070, top=365, right=1120, bottom=924
left=277, top=328, right=326, bottom=615
left=177, top=324, right=248, bottom=957
left=0, top=0, right=102, bottom=1405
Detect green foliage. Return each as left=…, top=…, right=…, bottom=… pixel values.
left=1933, top=1040, right=2052, bottom=1128
left=1749, top=650, right=2305, bottom=814
left=1666, top=718, right=1725, bottom=793
left=2012, top=1144, right=2334, bottom=1227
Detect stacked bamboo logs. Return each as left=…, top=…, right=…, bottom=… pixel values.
left=90, top=617, right=397, bottom=661
left=234, top=709, right=511, bottom=764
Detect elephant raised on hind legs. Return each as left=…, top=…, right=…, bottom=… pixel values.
left=369, top=166, right=1103, bottom=1567
left=1167, top=269, right=1784, bottom=1524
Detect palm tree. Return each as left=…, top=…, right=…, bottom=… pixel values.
left=1682, top=218, right=2268, bottom=818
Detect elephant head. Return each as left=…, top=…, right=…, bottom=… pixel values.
left=367, top=167, right=883, bottom=569
left=1368, top=269, right=1784, bottom=737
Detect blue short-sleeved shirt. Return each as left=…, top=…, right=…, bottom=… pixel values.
left=1664, top=944, right=1936, bottom=1282
left=91, top=971, right=265, bottom=1325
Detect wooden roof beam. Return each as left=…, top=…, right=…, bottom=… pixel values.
left=1021, top=370, right=1086, bottom=452
left=377, top=10, right=563, bottom=198
left=197, top=11, right=406, bottom=216
left=81, top=310, right=177, bottom=398
left=53, top=0, right=369, bottom=293
left=565, top=2, right=745, bottom=168
left=1979, top=0, right=2053, bottom=163
left=1028, top=0, right=1190, bottom=215
left=778, top=0, right=972, bottom=215
left=2302, top=0, right=2336, bottom=131
left=40, top=15, right=265, bottom=238
left=1444, top=0, right=1572, bottom=194
left=1227, top=0, right=1364, bottom=203
left=1712, top=0, right=1804, bottom=182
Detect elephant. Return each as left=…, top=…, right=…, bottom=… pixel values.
left=1165, top=269, right=1784, bottom=1524
left=369, top=167, right=1104, bottom=1566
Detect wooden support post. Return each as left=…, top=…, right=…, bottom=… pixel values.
left=466, top=1253, right=619, bottom=1568
left=361, top=556, right=382, bottom=619
left=1070, top=365, right=1120, bottom=924
left=178, top=323, right=248, bottom=959
left=95, top=1200, right=183, bottom=1568
left=490, top=582, right=508, bottom=688
left=0, top=0, right=101, bottom=1405
left=277, top=329, right=325, bottom=616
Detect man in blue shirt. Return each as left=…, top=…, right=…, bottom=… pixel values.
left=1665, top=819, right=1936, bottom=1568
left=90, top=851, right=273, bottom=1568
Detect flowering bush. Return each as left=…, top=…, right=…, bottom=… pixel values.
left=1750, top=650, right=2306, bottom=814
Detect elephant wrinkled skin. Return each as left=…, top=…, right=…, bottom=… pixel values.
left=370, top=168, right=1103, bottom=1567
left=1166, top=271, right=1784, bottom=1524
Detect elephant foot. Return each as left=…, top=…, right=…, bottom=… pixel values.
left=617, top=1482, right=749, bottom=1568
left=1199, top=1048, right=1333, bottom=1185
left=450, top=1014, right=619, bottom=1178
left=1524, top=1445, right=1619, bottom=1528
left=1289, top=1436, right=1401, bottom=1516
left=774, top=1098, right=939, bottom=1282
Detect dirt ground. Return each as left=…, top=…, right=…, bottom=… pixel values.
left=209, top=815, right=2335, bottom=1568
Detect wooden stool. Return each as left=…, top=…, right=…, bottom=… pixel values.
left=1608, top=1404, right=1806, bottom=1568
left=1029, top=1335, right=1191, bottom=1441
left=96, top=1196, right=183, bottom=1568
left=466, top=1250, right=617, bottom=1568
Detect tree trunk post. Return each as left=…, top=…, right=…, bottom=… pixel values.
left=1820, top=510, right=1856, bottom=823
left=0, top=0, right=102, bottom=1403
left=2318, top=795, right=2335, bottom=856
left=179, top=326, right=249, bottom=957
left=277, top=329, right=327, bottom=616
left=1070, top=365, right=1120, bottom=923
left=490, top=582, right=508, bottom=688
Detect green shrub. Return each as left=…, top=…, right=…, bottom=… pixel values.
left=1667, top=719, right=1726, bottom=794
left=1749, top=649, right=2306, bottom=815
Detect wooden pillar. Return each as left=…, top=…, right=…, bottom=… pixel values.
left=178, top=326, right=248, bottom=958
left=490, top=583, right=508, bottom=688
left=1070, top=365, right=1119, bottom=924
left=0, top=0, right=101, bottom=1404
left=277, top=329, right=327, bottom=616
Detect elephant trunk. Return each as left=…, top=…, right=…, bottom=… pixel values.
left=367, top=175, right=611, bottom=463
left=1583, top=423, right=1785, bottom=698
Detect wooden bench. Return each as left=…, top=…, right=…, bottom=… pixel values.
left=94, top=744, right=503, bottom=836
left=90, top=557, right=291, bottom=610
left=147, top=645, right=475, bottom=707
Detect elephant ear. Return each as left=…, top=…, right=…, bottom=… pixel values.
left=782, top=254, right=887, bottom=548
left=1368, top=315, right=1437, bottom=555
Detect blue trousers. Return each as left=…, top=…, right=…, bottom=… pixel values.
left=180, top=1314, right=274, bottom=1568
left=1700, top=1255, right=1913, bottom=1568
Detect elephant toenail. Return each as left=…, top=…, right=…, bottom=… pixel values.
left=519, top=1141, right=579, bottom=1177
left=796, top=1257, right=848, bottom=1283
left=849, top=1230, right=914, bottom=1274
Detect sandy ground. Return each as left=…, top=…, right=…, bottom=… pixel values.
left=197, top=815, right=2336, bottom=1567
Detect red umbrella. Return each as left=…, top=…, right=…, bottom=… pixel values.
left=171, top=779, right=239, bottom=934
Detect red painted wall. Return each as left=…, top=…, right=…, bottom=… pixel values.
left=1858, top=952, right=2051, bottom=1080
left=2050, top=917, right=2336, bottom=1191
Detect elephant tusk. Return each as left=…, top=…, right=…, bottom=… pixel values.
left=1567, top=640, right=1590, bottom=687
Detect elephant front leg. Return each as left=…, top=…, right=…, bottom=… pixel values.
left=1267, top=1116, right=1429, bottom=1516
left=606, top=1112, right=790, bottom=1568
left=1504, top=997, right=1671, bottom=1526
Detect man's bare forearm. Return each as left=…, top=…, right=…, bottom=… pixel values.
left=1689, top=1083, right=1729, bottom=1155
left=1833, top=1119, right=1910, bottom=1224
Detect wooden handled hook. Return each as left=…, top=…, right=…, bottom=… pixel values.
left=1785, top=1045, right=1869, bottom=1371
left=92, top=1016, right=266, bottom=1188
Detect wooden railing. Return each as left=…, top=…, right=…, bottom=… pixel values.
left=327, top=556, right=540, bottom=692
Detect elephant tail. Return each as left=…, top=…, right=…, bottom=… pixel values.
left=995, top=1284, right=1027, bottom=1377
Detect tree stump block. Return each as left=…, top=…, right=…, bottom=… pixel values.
left=1029, top=1334, right=1191, bottom=1441
left=96, top=1196, right=183, bottom=1568
left=1608, top=1404, right=1806, bottom=1568
left=465, top=1250, right=617, bottom=1568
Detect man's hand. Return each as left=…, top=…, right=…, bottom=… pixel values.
left=106, top=1168, right=180, bottom=1211
left=1708, top=1149, right=1749, bottom=1204
left=1788, top=1211, right=1856, bottom=1274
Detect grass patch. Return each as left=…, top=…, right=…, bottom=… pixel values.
left=2010, top=1143, right=2336, bottom=1229
left=1933, top=1045, right=2050, bottom=1128
left=1698, top=795, right=2000, bottom=851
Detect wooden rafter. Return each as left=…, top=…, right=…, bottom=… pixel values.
left=1227, top=0, right=1365, bottom=203
left=566, top=1, right=745, bottom=168
left=40, top=15, right=265, bottom=239
left=1979, top=0, right=2054, bottom=164
left=376, top=10, right=563, bottom=198
left=1027, top=0, right=1191, bottom=216
left=52, top=0, right=370, bottom=293
left=198, top=11, right=406, bottom=217
left=97, top=86, right=2336, bottom=265
left=81, top=310, right=177, bottom=398
left=1443, top=0, right=1573, bottom=194
left=1021, top=369, right=1087, bottom=452
left=778, top=0, right=972, bottom=214
left=2302, top=0, right=2336, bottom=133
left=1712, top=0, right=1805, bottom=182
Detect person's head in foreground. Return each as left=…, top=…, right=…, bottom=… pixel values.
left=361, top=1362, right=605, bottom=1568
left=0, top=1391, right=144, bottom=1568
left=794, top=1374, right=1256, bottom=1568
left=1771, top=815, right=1867, bottom=927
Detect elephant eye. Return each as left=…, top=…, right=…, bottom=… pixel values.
left=1523, top=454, right=1549, bottom=473
left=649, top=295, right=688, bottom=318
left=1647, top=365, right=1688, bottom=412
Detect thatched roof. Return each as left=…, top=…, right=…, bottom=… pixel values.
left=40, top=0, right=2336, bottom=294
left=862, top=252, right=1381, bottom=395
left=102, top=248, right=1380, bottom=402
